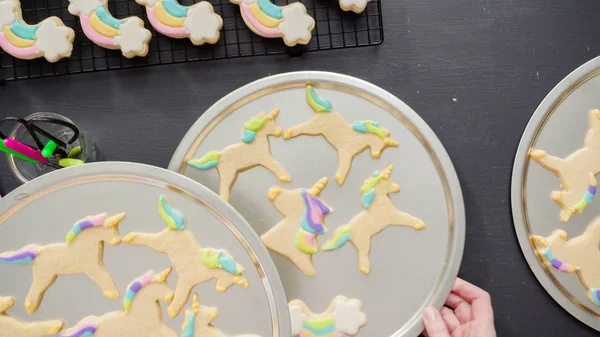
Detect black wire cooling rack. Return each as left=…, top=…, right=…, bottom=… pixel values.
left=0, top=0, right=383, bottom=81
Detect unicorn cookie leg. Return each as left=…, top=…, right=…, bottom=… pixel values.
left=68, top=0, right=151, bottom=58
left=229, top=0, right=315, bottom=47
left=261, top=178, right=332, bottom=277
left=339, top=0, right=372, bottom=14
left=137, top=0, right=222, bottom=45
left=0, top=212, right=126, bottom=314
left=122, top=195, right=248, bottom=318
left=188, top=109, right=291, bottom=202
left=0, top=296, right=64, bottom=337
left=322, top=165, right=426, bottom=274
left=289, top=296, right=367, bottom=337
left=0, top=0, right=74, bottom=62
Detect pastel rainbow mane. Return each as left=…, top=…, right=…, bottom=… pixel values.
left=572, top=174, right=597, bottom=214
left=159, top=195, right=186, bottom=230
left=200, top=249, right=243, bottom=276
left=543, top=247, right=577, bottom=273
left=306, top=85, right=333, bottom=113
left=0, top=0, right=73, bottom=61
left=123, top=271, right=155, bottom=312
left=181, top=312, right=196, bottom=337
left=58, top=320, right=98, bottom=337
left=295, top=189, right=330, bottom=254
left=360, top=170, right=384, bottom=209
left=66, top=213, right=107, bottom=243
left=242, top=116, right=267, bottom=143
left=352, top=120, right=387, bottom=139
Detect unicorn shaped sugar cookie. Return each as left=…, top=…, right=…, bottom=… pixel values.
left=0, top=296, right=63, bottom=337
left=0, top=0, right=74, bottom=62
left=123, top=195, right=248, bottom=318
left=262, top=177, right=333, bottom=277
left=322, top=165, right=426, bottom=274
left=530, top=217, right=600, bottom=307
left=136, top=0, right=223, bottom=45
left=68, top=0, right=152, bottom=58
left=58, top=268, right=177, bottom=337
left=289, top=296, right=367, bottom=337
left=229, top=0, right=315, bottom=47
left=0, top=212, right=126, bottom=314
left=180, top=293, right=262, bottom=337
left=339, top=0, right=372, bottom=13
left=188, top=109, right=291, bottom=202
left=530, top=109, right=600, bottom=222
left=284, top=85, right=399, bottom=185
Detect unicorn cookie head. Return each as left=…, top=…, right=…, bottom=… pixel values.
left=67, top=212, right=126, bottom=246
left=181, top=293, right=219, bottom=337
left=0, top=0, right=74, bottom=62
left=123, top=267, right=174, bottom=314
left=360, top=164, right=400, bottom=209
left=201, top=248, right=245, bottom=277
left=267, top=177, right=332, bottom=217
left=241, top=109, right=283, bottom=143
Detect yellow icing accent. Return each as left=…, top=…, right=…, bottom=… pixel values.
left=155, top=1, right=185, bottom=27
left=250, top=3, right=281, bottom=28
left=90, top=12, right=121, bottom=37
left=3, top=26, right=35, bottom=48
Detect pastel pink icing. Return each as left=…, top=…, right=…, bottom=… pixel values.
left=79, top=15, right=118, bottom=47
left=240, top=3, right=279, bottom=36
left=0, top=32, right=40, bottom=57
left=146, top=7, right=188, bottom=36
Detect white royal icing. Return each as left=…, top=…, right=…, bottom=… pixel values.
left=339, top=0, right=370, bottom=12
left=289, top=304, right=308, bottom=336
left=184, top=2, right=222, bottom=45
left=135, top=0, right=159, bottom=8
left=278, top=3, right=314, bottom=46
left=34, top=20, right=73, bottom=61
left=330, top=299, right=367, bottom=335
left=229, top=0, right=255, bottom=5
left=0, top=0, right=17, bottom=28
left=113, top=18, right=151, bottom=56
left=68, top=0, right=102, bottom=16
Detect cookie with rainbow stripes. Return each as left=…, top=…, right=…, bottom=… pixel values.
left=530, top=217, right=600, bottom=308
left=136, top=0, right=222, bottom=45
left=0, top=0, right=74, bottom=62
left=0, top=296, right=64, bottom=337
left=339, top=0, right=372, bottom=14
left=68, top=0, right=152, bottom=58
left=261, top=177, right=332, bottom=277
left=58, top=268, right=177, bottom=337
left=530, top=109, right=600, bottom=222
left=230, top=0, right=315, bottom=47
left=289, top=296, right=367, bottom=337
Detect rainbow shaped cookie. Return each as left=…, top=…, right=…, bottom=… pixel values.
left=136, top=0, right=222, bottom=45
left=68, top=0, right=152, bottom=58
left=0, top=0, right=74, bottom=62
left=230, top=0, right=315, bottom=47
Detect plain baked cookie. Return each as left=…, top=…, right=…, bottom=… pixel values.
left=180, top=293, right=262, bottom=337
left=68, top=0, right=152, bottom=58
left=339, top=0, right=372, bottom=13
left=289, top=296, right=367, bottom=337
left=187, top=109, right=291, bottom=202
left=284, top=85, right=399, bottom=185
left=322, top=164, right=426, bottom=274
left=58, top=268, right=177, bottom=337
left=529, top=109, right=600, bottom=222
left=0, top=0, right=74, bottom=62
left=530, top=217, right=600, bottom=307
left=136, top=0, right=222, bottom=45
left=0, top=212, right=126, bottom=314
left=0, top=296, right=63, bottom=337
left=261, top=177, right=332, bottom=277
left=229, top=0, right=315, bottom=47
left=122, top=195, right=249, bottom=318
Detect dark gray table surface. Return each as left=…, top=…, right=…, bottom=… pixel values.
left=2, top=0, right=600, bottom=335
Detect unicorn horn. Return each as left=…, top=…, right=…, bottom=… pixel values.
left=267, top=108, right=280, bottom=120
left=192, top=293, right=200, bottom=313
left=105, top=212, right=127, bottom=228
left=155, top=267, right=173, bottom=282
left=530, top=235, right=549, bottom=248
left=308, top=177, right=329, bottom=196
left=381, top=164, right=394, bottom=179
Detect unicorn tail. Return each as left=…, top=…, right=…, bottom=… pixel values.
left=306, top=85, right=332, bottom=113
left=188, top=151, right=221, bottom=170
left=589, top=289, right=600, bottom=307
left=322, top=226, right=352, bottom=251
left=58, top=319, right=98, bottom=337
left=0, top=245, right=40, bottom=265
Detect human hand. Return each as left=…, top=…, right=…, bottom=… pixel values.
left=422, top=278, right=496, bottom=337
